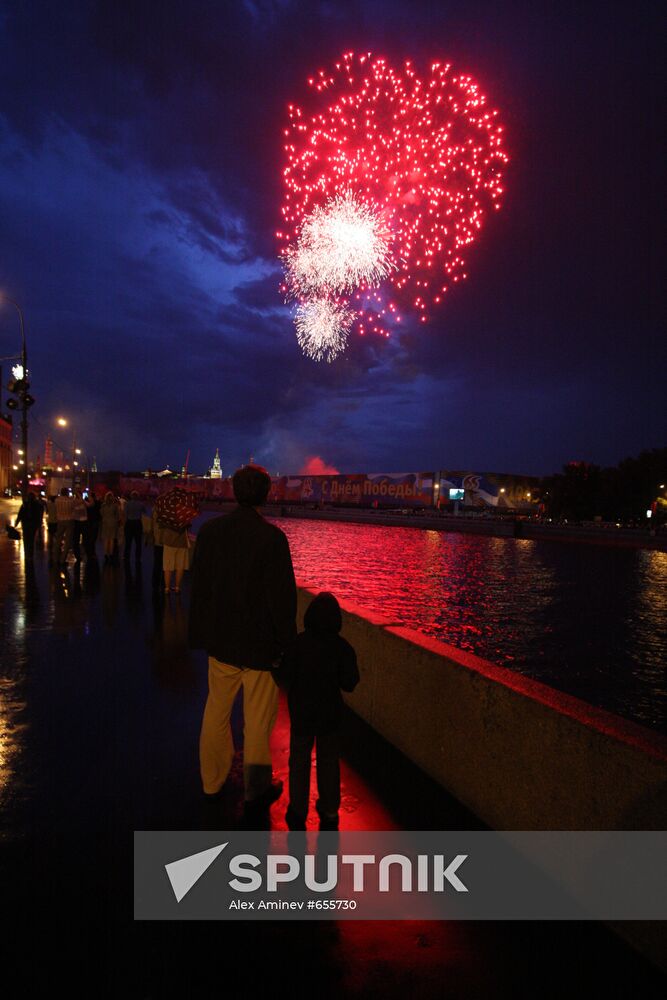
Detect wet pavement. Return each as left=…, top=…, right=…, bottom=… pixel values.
left=0, top=501, right=665, bottom=997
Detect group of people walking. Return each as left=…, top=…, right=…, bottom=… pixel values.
left=13, top=485, right=193, bottom=597
left=14, top=487, right=147, bottom=566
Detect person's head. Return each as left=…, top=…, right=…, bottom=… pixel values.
left=49, top=495, right=56, bottom=503
left=60, top=487, right=69, bottom=497
left=104, top=491, right=114, bottom=503
left=130, top=490, right=139, bottom=500
left=304, top=591, right=342, bottom=635
left=232, top=465, right=271, bottom=508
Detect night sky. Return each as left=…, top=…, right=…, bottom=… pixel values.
left=0, top=1, right=664, bottom=477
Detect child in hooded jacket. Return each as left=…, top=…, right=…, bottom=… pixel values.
left=275, top=591, right=359, bottom=830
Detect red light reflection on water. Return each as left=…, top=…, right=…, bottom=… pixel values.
left=266, top=518, right=667, bottom=731
left=275, top=519, right=534, bottom=662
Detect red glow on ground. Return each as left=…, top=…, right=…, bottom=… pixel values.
left=269, top=692, right=393, bottom=831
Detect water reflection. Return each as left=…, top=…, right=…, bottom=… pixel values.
left=251, top=516, right=665, bottom=731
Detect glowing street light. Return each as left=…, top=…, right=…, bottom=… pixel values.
left=1, top=294, right=29, bottom=493
left=55, top=416, right=80, bottom=486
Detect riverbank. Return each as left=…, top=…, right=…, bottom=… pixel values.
left=261, top=505, right=667, bottom=550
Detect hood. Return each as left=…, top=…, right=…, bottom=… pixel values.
left=304, top=591, right=342, bottom=634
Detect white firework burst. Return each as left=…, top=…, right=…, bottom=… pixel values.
left=294, top=298, right=354, bottom=363
left=285, top=191, right=395, bottom=299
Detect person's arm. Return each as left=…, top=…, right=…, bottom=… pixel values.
left=337, top=640, right=360, bottom=693
left=265, top=531, right=297, bottom=654
left=15, top=504, right=24, bottom=527
left=272, top=640, right=298, bottom=692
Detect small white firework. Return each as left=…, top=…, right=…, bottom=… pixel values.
left=294, top=298, right=354, bottom=363
left=285, top=191, right=395, bottom=299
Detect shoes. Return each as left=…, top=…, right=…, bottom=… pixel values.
left=203, top=784, right=227, bottom=801
left=316, top=799, right=339, bottom=831
left=244, top=780, right=283, bottom=814
left=285, top=806, right=306, bottom=831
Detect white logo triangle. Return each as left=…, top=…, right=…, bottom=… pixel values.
left=165, top=842, right=228, bottom=902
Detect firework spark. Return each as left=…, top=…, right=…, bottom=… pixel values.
left=284, top=191, right=395, bottom=298
left=279, top=52, right=508, bottom=357
left=294, top=298, right=354, bottom=362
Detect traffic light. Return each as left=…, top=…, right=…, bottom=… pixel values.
left=6, top=375, right=35, bottom=410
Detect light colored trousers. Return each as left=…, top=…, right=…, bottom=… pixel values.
left=199, top=657, right=279, bottom=800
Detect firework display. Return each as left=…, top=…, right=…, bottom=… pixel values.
left=279, top=52, right=508, bottom=360
left=294, top=297, right=354, bottom=362
left=285, top=191, right=396, bottom=298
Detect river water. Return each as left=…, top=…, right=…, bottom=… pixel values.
left=199, top=513, right=666, bottom=733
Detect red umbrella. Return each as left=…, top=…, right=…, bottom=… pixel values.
left=153, top=487, right=200, bottom=532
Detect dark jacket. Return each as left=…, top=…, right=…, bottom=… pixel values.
left=15, top=497, right=44, bottom=528
left=275, top=592, right=360, bottom=732
left=188, top=505, right=297, bottom=670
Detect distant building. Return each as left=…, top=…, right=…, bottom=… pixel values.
left=210, top=448, right=223, bottom=479
left=44, top=435, right=53, bottom=468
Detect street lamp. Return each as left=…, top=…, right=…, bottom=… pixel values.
left=0, top=295, right=29, bottom=493
left=56, top=416, right=84, bottom=488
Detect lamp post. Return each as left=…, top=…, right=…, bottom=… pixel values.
left=1, top=296, right=28, bottom=493
left=56, top=417, right=78, bottom=488
left=55, top=419, right=88, bottom=490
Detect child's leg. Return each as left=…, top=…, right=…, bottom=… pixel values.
left=288, top=728, right=314, bottom=822
left=315, top=729, right=341, bottom=819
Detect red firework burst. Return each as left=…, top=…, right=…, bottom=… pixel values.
left=278, top=51, right=508, bottom=341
